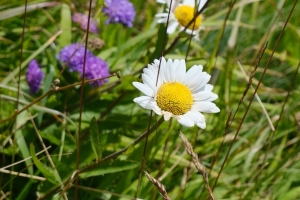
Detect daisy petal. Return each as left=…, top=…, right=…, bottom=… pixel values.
left=193, top=91, right=218, bottom=101
left=177, top=115, right=195, bottom=127
left=197, top=0, right=208, bottom=11
left=175, top=59, right=186, bottom=82
left=132, top=82, right=154, bottom=97
left=162, top=111, right=173, bottom=121
left=155, top=13, right=169, bottom=18
left=204, top=84, right=213, bottom=91
left=167, top=21, right=179, bottom=34
left=196, top=121, right=206, bottom=129
left=157, top=18, right=168, bottom=23
left=134, top=96, right=162, bottom=114
left=133, top=96, right=153, bottom=109
left=185, top=111, right=205, bottom=123
left=170, top=59, right=179, bottom=82
left=142, top=74, right=156, bottom=91
left=193, top=102, right=220, bottom=113
left=167, top=58, right=173, bottom=82
left=184, top=67, right=211, bottom=92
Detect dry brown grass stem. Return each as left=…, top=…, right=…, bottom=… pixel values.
left=179, top=132, right=215, bottom=200
left=144, top=171, right=171, bottom=200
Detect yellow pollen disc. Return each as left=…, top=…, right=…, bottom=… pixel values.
left=174, top=5, right=202, bottom=30
left=156, top=82, right=193, bottom=115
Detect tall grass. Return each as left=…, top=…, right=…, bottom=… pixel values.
left=0, top=0, right=299, bottom=199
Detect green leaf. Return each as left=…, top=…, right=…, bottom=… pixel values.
left=278, top=186, right=300, bottom=200
left=16, top=105, right=33, bottom=175
left=1, top=30, right=62, bottom=84
left=29, top=144, right=61, bottom=185
left=37, top=64, right=55, bottom=125
left=79, top=160, right=139, bottom=178
left=0, top=2, right=59, bottom=21
left=124, top=144, right=134, bottom=155
left=90, top=117, right=102, bottom=160
left=59, top=3, right=72, bottom=48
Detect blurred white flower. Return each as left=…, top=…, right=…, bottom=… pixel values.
left=156, top=0, right=207, bottom=40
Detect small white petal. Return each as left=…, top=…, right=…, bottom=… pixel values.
left=156, top=0, right=167, bottom=3
left=193, top=102, right=220, bottom=113
left=133, top=96, right=153, bottom=109
left=183, top=65, right=206, bottom=89
left=185, top=28, right=200, bottom=39
left=175, top=59, right=186, bottom=82
left=167, top=21, right=179, bottom=34
left=151, top=102, right=163, bottom=115
left=184, top=65, right=203, bottom=84
left=183, top=0, right=195, bottom=6
left=160, top=58, right=168, bottom=83
left=168, top=0, right=179, bottom=11
left=196, top=121, right=206, bottom=129
left=142, top=74, right=156, bottom=91
left=204, top=84, right=213, bottom=91
left=155, top=13, right=169, bottom=18
left=187, top=73, right=211, bottom=92
left=170, top=59, right=179, bottom=82
left=165, top=58, right=174, bottom=82
left=134, top=96, right=162, bottom=114
left=185, top=111, right=205, bottom=123
left=193, top=91, right=218, bottom=101
left=132, top=82, right=154, bottom=97
left=162, top=111, right=173, bottom=121
left=157, top=18, right=168, bottom=23
left=177, top=115, right=195, bottom=127
left=197, top=0, right=208, bottom=11
left=144, top=65, right=157, bottom=80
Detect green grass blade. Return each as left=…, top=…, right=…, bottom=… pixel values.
left=89, top=117, right=102, bottom=160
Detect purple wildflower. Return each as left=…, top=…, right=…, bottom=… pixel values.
left=84, top=56, right=109, bottom=87
left=58, top=43, right=109, bottom=87
left=103, top=0, right=136, bottom=27
left=26, top=60, right=44, bottom=94
left=57, top=43, right=93, bottom=72
left=72, top=13, right=99, bottom=33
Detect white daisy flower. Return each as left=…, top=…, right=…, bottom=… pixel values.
left=132, top=57, right=219, bottom=129
left=156, top=0, right=207, bottom=39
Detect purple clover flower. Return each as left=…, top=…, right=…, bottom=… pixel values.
left=57, top=43, right=93, bottom=72
left=84, top=56, right=109, bottom=87
left=72, top=13, right=99, bottom=33
left=58, top=43, right=109, bottom=87
left=103, top=0, right=136, bottom=27
left=26, top=60, right=44, bottom=94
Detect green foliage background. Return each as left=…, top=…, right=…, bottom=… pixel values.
left=0, top=0, right=299, bottom=199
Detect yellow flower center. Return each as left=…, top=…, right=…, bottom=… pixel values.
left=174, top=5, right=202, bottom=30
left=156, top=82, right=193, bottom=115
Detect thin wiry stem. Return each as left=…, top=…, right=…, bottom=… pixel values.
left=212, top=42, right=267, bottom=191
left=11, top=1, right=28, bottom=196
left=0, top=169, right=46, bottom=181
left=136, top=0, right=175, bottom=197
left=246, top=61, right=300, bottom=196
left=0, top=73, right=117, bottom=124
left=212, top=0, right=298, bottom=190
left=237, top=61, right=275, bottom=131
left=135, top=111, right=154, bottom=198
left=39, top=117, right=165, bottom=200
left=75, top=0, right=93, bottom=198
left=16, top=0, right=28, bottom=113
left=0, top=90, right=52, bottom=124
